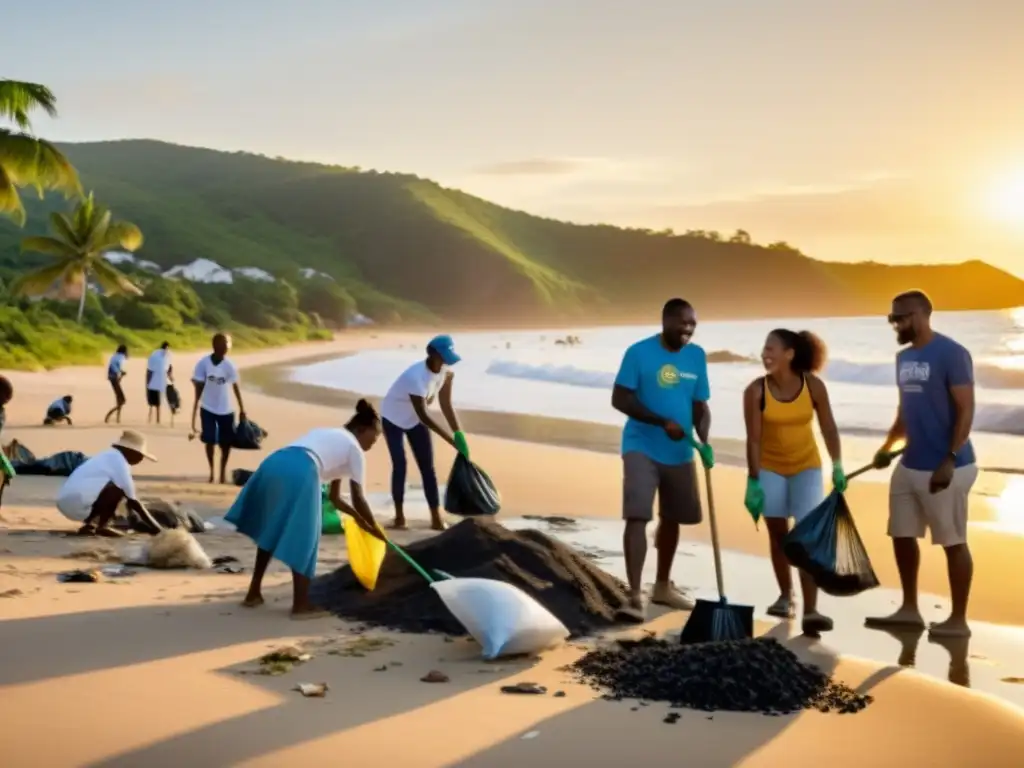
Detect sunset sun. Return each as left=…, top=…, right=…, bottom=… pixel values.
left=984, top=168, right=1024, bottom=226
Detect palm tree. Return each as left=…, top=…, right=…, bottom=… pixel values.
left=0, top=79, right=81, bottom=226
left=12, top=193, right=144, bottom=322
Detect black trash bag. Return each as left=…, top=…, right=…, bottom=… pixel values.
left=782, top=490, right=880, bottom=597
left=12, top=450, right=89, bottom=477
left=443, top=454, right=501, bottom=517
left=232, top=418, right=267, bottom=451
left=4, top=440, right=36, bottom=466
left=165, top=384, right=182, bottom=414
left=116, top=499, right=207, bottom=534
left=232, top=468, right=254, bottom=486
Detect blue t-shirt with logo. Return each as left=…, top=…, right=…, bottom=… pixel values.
left=897, top=333, right=976, bottom=472
left=615, top=335, right=710, bottom=465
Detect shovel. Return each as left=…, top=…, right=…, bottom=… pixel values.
left=679, top=464, right=755, bottom=644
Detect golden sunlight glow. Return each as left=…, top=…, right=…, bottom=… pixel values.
left=991, top=477, right=1024, bottom=535
left=984, top=169, right=1024, bottom=226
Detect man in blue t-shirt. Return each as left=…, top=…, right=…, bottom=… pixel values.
left=867, top=290, right=977, bottom=639
left=611, top=298, right=715, bottom=620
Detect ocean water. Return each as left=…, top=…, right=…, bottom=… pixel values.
left=289, top=309, right=1024, bottom=476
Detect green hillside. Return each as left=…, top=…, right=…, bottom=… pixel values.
left=3, top=139, right=1024, bottom=323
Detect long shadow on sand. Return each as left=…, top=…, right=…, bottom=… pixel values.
left=0, top=593, right=307, bottom=687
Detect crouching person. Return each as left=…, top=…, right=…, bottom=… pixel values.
left=56, top=430, right=162, bottom=537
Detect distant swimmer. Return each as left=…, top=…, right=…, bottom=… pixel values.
left=380, top=335, right=467, bottom=531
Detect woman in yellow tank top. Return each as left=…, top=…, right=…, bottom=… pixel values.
left=742, top=329, right=845, bottom=634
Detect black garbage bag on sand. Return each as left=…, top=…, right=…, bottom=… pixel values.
left=782, top=490, right=880, bottom=597
left=165, top=384, right=182, bottom=414
left=232, top=418, right=267, bottom=451
left=232, top=468, right=254, bottom=487
left=113, top=498, right=207, bottom=535
left=444, top=454, right=501, bottom=517
left=12, top=450, right=88, bottom=477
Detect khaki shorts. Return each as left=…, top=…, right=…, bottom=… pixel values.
left=622, top=452, right=702, bottom=525
left=888, top=462, right=978, bottom=547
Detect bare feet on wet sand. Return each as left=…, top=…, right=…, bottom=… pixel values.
left=241, top=595, right=265, bottom=608
left=389, top=517, right=409, bottom=531
left=429, top=514, right=448, bottom=532
left=650, top=582, right=695, bottom=611
left=615, top=593, right=646, bottom=623
left=290, top=606, right=330, bottom=621
left=864, top=607, right=926, bottom=630
left=928, top=616, right=972, bottom=638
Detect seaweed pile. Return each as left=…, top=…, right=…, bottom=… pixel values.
left=310, top=518, right=632, bottom=637
left=571, top=636, right=873, bottom=715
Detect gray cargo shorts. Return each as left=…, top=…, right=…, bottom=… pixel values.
left=622, top=452, right=702, bottom=525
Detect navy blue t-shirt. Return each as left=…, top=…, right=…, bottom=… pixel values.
left=897, top=333, right=975, bottom=471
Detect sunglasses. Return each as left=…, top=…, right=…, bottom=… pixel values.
left=887, top=311, right=914, bottom=324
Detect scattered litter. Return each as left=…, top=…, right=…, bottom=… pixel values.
left=0, top=588, right=24, bottom=598
left=262, top=646, right=312, bottom=664
left=204, top=516, right=237, bottom=532
left=553, top=690, right=566, bottom=697
left=571, top=636, right=873, bottom=716
left=212, top=556, right=240, bottom=566
left=101, top=565, right=135, bottom=578
left=1001, top=677, right=1024, bottom=684
left=501, top=682, right=547, bottom=695
left=373, top=664, right=388, bottom=672
left=520, top=731, right=540, bottom=740
left=64, top=545, right=122, bottom=564
left=421, top=670, right=450, bottom=683
left=663, top=713, right=681, bottom=724
left=216, top=565, right=245, bottom=574
left=326, top=636, right=396, bottom=658
left=57, top=570, right=99, bottom=583
left=294, top=683, right=328, bottom=698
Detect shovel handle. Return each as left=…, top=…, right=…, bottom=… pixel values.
left=846, top=448, right=905, bottom=483
left=703, top=465, right=727, bottom=601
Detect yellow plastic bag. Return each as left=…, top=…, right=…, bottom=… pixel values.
left=343, top=515, right=387, bottom=590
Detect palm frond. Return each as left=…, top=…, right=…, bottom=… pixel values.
left=105, top=221, right=144, bottom=252
left=48, top=210, right=83, bottom=248
left=0, top=80, right=58, bottom=130
left=91, top=258, right=143, bottom=296
left=0, top=129, right=81, bottom=196
left=9, top=259, right=77, bottom=298
left=21, top=235, right=79, bottom=260
left=0, top=163, right=26, bottom=226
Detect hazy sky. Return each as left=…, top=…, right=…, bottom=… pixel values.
left=6, top=1, right=1024, bottom=273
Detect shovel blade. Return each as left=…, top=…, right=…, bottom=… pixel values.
left=679, top=598, right=755, bottom=645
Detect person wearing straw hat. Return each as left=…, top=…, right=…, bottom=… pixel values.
left=55, top=429, right=162, bottom=537
left=227, top=399, right=384, bottom=619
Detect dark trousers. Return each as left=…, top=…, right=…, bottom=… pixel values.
left=382, top=418, right=439, bottom=509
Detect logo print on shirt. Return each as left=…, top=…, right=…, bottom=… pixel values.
left=207, top=375, right=227, bottom=386
left=898, top=361, right=930, bottom=393
left=657, top=364, right=680, bottom=388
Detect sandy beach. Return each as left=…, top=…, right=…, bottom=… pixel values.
left=2, top=333, right=1024, bottom=767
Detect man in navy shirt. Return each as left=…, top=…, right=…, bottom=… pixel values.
left=611, top=298, right=715, bottom=620
left=867, top=290, right=976, bottom=638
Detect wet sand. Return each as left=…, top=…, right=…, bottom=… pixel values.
left=1, top=332, right=1023, bottom=766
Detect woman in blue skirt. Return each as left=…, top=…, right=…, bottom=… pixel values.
left=227, top=399, right=384, bottom=619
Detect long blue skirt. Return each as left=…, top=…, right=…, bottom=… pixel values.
left=226, top=446, right=321, bottom=579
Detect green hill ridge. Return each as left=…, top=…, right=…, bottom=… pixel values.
left=3, top=138, right=1024, bottom=325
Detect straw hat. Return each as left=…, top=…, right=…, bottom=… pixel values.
left=112, top=430, right=157, bottom=461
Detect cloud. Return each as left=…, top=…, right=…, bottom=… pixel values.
left=474, top=158, right=586, bottom=176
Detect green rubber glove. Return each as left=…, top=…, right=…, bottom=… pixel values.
left=832, top=461, right=848, bottom=494
left=686, top=434, right=715, bottom=469
left=696, top=442, right=715, bottom=469
left=453, top=430, right=470, bottom=459
left=0, top=452, right=15, bottom=479
left=744, top=477, right=764, bottom=526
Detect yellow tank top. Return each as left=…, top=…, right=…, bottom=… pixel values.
left=760, top=376, right=821, bottom=476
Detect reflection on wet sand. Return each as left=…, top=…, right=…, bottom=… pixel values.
left=866, top=625, right=971, bottom=687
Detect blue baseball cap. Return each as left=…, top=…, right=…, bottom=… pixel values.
left=427, top=334, right=461, bottom=366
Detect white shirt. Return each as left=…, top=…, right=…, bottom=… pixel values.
left=56, top=448, right=137, bottom=522
left=49, top=398, right=69, bottom=416
left=380, top=362, right=447, bottom=430
left=108, top=352, right=126, bottom=379
left=289, top=428, right=365, bottom=485
left=192, top=355, right=239, bottom=415
left=147, top=349, right=171, bottom=391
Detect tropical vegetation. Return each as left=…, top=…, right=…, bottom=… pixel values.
left=0, top=79, right=80, bottom=225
